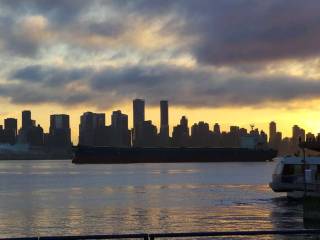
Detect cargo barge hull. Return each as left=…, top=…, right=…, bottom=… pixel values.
left=72, top=146, right=277, bottom=164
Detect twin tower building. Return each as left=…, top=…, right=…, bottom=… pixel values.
left=78, top=99, right=170, bottom=147
left=132, top=99, right=169, bottom=147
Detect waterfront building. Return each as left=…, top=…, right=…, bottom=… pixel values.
left=79, top=112, right=106, bottom=146
left=213, top=123, right=220, bottom=135
left=159, top=100, right=169, bottom=146
left=269, top=121, right=276, bottom=143
left=3, top=118, right=17, bottom=144
left=191, top=121, right=211, bottom=147
left=172, top=116, right=190, bottom=147
left=49, top=114, right=71, bottom=149
left=111, top=110, right=131, bottom=147
left=133, top=99, right=145, bottom=146
left=139, top=120, right=158, bottom=147
left=22, top=110, right=32, bottom=130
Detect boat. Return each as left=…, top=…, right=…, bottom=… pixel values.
left=72, top=146, right=277, bottom=164
left=269, top=156, right=320, bottom=198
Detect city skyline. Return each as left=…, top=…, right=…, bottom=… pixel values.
left=1, top=1, right=320, bottom=141
left=0, top=99, right=318, bottom=147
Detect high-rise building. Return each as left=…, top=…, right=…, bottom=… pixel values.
left=22, top=110, right=32, bottom=130
left=4, top=118, right=18, bottom=144
left=172, top=116, right=190, bottom=147
left=111, top=110, right=130, bottom=147
left=191, top=121, right=210, bottom=147
left=133, top=99, right=145, bottom=129
left=213, top=123, right=220, bottom=135
left=133, top=99, right=145, bottom=146
left=49, top=114, right=71, bottom=148
left=292, top=125, right=305, bottom=143
left=27, top=124, right=44, bottom=146
left=269, top=121, right=276, bottom=143
left=79, top=112, right=106, bottom=146
left=140, top=120, right=158, bottom=147
left=159, top=100, right=169, bottom=146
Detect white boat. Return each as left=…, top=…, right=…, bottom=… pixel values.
left=269, top=156, right=320, bottom=199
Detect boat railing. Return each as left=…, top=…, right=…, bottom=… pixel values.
left=3, top=229, right=320, bottom=240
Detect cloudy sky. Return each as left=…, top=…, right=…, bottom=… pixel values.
left=1, top=0, right=320, bottom=142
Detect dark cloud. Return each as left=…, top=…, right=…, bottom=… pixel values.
left=2, top=0, right=320, bottom=63
left=0, top=16, right=41, bottom=57
left=91, top=64, right=320, bottom=107
left=0, top=83, right=91, bottom=106
left=10, top=65, right=93, bottom=86
left=112, top=0, right=320, bottom=65
left=2, top=1, right=320, bottom=110
left=1, top=0, right=90, bottom=25
left=3, top=63, right=320, bottom=108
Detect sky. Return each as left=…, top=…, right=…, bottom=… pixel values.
left=1, top=0, right=320, bottom=143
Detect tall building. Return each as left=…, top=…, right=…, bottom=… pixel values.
left=213, top=123, right=220, bottom=135
left=269, top=121, right=276, bottom=144
left=133, top=99, right=145, bottom=146
left=172, top=116, right=190, bottom=147
left=133, top=99, right=145, bottom=129
left=111, top=110, right=130, bottom=147
left=140, top=120, right=158, bottom=147
left=79, top=112, right=106, bottom=146
left=292, top=125, right=305, bottom=143
left=18, top=110, right=42, bottom=145
left=159, top=100, right=169, bottom=146
left=49, top=114, right=71, bottom=148
left=291, top=125, right=305, bottom=153
left=27, top=124, right=44, bottom=146
left=22, top=110, right=32, bottom=130
left=4, top=118, right=18, bottom=144
left=191, top=121, right=210, bottom=147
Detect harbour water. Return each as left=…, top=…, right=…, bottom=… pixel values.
left=0, top=160, right=308, bottom=239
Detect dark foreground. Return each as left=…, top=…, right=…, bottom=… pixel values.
left=72, top=146, right=277, bottom=164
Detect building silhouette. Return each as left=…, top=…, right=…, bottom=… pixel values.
left=48, top=114, right=71, bottom=149
left=140, top=120, right=158, bottom=147
left=191, top=121, right=211, bottom=147
left=111, top=110, right=131, bottom=147
left=79, top=112, right=106, bottom=146
left=133, top=99, right=145, bottom=146
left=1, top=99, right=320, bottom=157
left=172, top=116, right=190, bottom=147
left=22, top=110, right=32, bottom=130
left=18, top=110, right=44, bottom=146
left=159, top=100, right=169, bottom=146
left=3, top=118, right=17, bottom=144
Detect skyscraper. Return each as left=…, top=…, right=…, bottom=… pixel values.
left=172, top=116, right=190, bottom=147
left=159, top=100, right=169, bottom=146
left=79, top=112, right=106, bottom=146
left=22, top=110, right=32, bottom=130
left=133, top=99, right=145, bottom=129
left=4, top=118, right=17, bottom=136
left=269, top=121, right=276, bottom=143
left=133, top=99, right=145, bottom=146
left=111, top=110, right=130, bottom=147
left=213, top=123, right=220, bottom=135
left=4, top=118, right=17, bottom=144
left=49, top=114, right=71, bottom=148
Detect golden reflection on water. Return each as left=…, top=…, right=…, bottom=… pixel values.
left=0, top=160, right=307, bottom=239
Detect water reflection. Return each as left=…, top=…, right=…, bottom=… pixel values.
left=0, top=160, right=313, bottom=239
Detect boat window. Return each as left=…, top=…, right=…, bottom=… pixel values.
left=282, top=164, right=303, bottom=175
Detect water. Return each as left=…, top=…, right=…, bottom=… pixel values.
left=0, top=160, right=310, bottom=239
